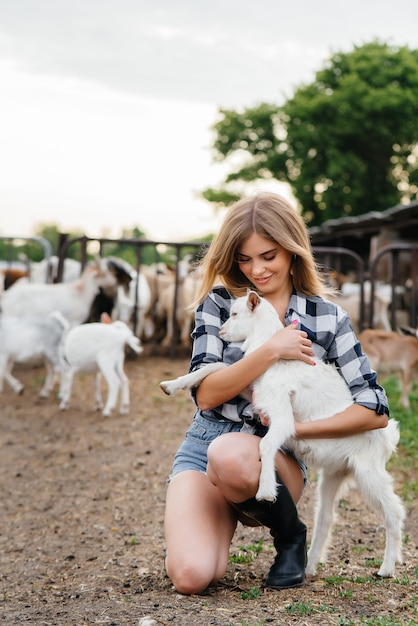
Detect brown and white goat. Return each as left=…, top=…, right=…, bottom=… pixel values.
left=358, top=327, right=418, bottom=409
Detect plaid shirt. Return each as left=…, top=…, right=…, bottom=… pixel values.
left=189, top=286, right=389, bottom=424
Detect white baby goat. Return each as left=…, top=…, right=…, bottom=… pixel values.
left=59, top=320, right=143, bottom=417
left=160, top=290, right=405, bottom=577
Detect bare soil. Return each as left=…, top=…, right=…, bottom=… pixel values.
left=1, top=351, right=416, bottom=625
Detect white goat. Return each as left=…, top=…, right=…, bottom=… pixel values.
left=59, top=320, right=143, bottom=417
left=160, top=291, right=405, bottom=577
left=0, top=311, right=69, bottom=397
left=0, top=263, right=117, bottom=327
left=30, top=256, right=82, bottom=283
left=112, top=270, right=152, bottom=338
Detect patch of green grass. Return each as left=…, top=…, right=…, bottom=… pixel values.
left=285, top=600, right=337, bottom=616
left=240, top=586, right=262, bottom=600
left=325, top=574, right=390, bottom=587
left=229, top=540, right=264, bottom=564
left=352, top=544, right=374, bottom=554
left=364, top=557, right=383, bottom=568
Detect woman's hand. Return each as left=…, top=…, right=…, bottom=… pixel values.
left=268, top=320, right=316, bottom=365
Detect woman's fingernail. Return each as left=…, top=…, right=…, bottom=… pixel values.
left=292, top=320, right=298, bottom=325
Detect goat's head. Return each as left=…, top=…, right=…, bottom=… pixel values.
left=219, top=290, right=263, bottom=343
left=219, top=290, right=283, bottom=348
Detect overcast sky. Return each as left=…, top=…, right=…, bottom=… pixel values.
left=1, top=1, right=417, bottom=242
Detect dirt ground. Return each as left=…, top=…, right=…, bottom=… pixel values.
left=1, top=350, right=417, bottom=626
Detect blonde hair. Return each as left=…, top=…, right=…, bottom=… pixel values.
left=194, top=191, right=328, bottom=304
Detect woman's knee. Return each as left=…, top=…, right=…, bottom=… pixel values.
left=165, top=552, right=225, bottom=595
left=207, top=433, right=260, bottom=492
left=166, top=558, right=211, bottom=595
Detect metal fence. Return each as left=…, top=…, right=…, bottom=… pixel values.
left=1, top=235, right=418, bottom=355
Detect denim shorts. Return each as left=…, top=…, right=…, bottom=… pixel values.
left=168, top=412, right=308, bottom=485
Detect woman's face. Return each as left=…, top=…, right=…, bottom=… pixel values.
left=236, top=232, right=293, bottom=296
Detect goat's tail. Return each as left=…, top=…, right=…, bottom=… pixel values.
left=126, top=335, right=143, bottom=354
left=50, top=310, right=70, bottom=331
left=385, top=419, right=400, bottom=456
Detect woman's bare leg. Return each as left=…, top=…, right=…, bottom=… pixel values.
left=207, top=432, right=304, bottom=503
left=207, top=432, right=307, bottom=590
left=164, top=470, right=237, bottom=595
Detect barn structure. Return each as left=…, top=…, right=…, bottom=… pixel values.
left=309, top=200, right=418, bottom=266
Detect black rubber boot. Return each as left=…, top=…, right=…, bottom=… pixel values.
left=235, top=477, right=307, bottom=590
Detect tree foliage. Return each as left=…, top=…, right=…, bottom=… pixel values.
left=202, top=41, right=418, bottom=226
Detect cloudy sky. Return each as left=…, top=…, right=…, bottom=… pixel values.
left=1, top=1, right=417, bottom=242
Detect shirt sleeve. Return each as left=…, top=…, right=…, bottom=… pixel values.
left=326, top=310, right=390, bottom=416
left=188, top=287, right=252, bottom=423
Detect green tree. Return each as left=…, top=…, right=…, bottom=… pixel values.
left=202, top=41, right=418, bottom=226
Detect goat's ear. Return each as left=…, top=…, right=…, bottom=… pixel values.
left=247, top=290, right=261, bottom=312
left=100, top=313, right=112, bottom=324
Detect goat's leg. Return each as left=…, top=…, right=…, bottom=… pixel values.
left=306, top=469, right=348, bottom=575
left=39, top=359, right=56, bottom=398
left=353, top=464, right=405, bottom=577
left=160, top=362, right=227, bottom=395
left=255, top=401, right=295, bottom=502
left=180, top=313, right=193, bottom=347
left=2, top=356, right=24, bottom=394
left=399, top=368, right=411, bottom=409
left=97, top=359, right=120, bottom=417
left=94, top=372, right=104, bottom=412
left=161, top=311, right=174, bottom=348
left=115, top=355, right=130, bottom=414
left=59, top=368, right=74, bottom=410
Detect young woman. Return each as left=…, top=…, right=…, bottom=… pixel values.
left=164, top=192, right=389, bottom=595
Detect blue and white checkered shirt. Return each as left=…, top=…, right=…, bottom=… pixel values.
left=189, top=286, right=389, bottom=424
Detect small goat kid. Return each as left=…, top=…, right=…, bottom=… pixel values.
left=160, top=291, right=405, bottom=577
left=59, top=320, right=143, bottom=417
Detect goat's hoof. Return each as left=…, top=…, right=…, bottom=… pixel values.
left=377, top=566, right=395, bottom=578
left=159, top=381, right=174, bottom=395
left=255, top=491, right=276, bottom=503
left=119, top=406, right=129, bottom=415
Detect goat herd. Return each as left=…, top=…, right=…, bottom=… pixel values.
left=1, top=252, right=418, bottom=416
left=0, top=254, right=198, bottom=416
